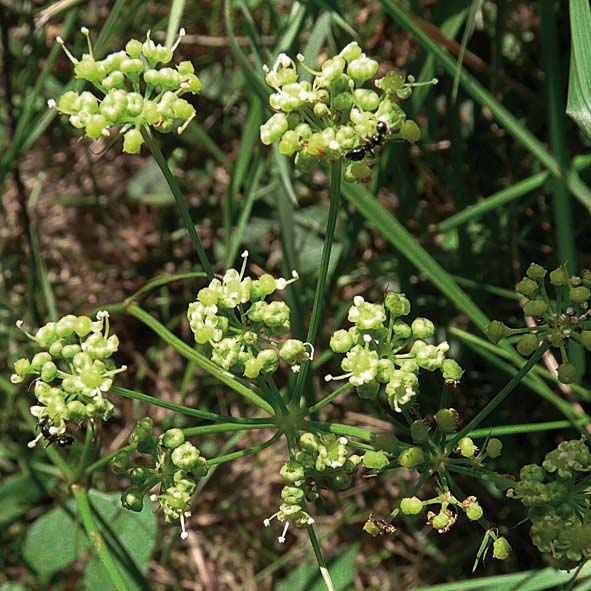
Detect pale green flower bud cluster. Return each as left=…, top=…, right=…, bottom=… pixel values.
left=486, top=263, right=591, bottom=385
left=12, top=311, right=124, bottom=445
left=51, top=28, right=200, bottom=153
left=117, top=420, right=208, bottom=540
left=260, top=43, right=432, bottom=183
left=327, top=293, right=462, bottom=412
left=187, top=253, right=311, bottom=379
left=265, top=432, right=360, bottom=542
left=507, top=437, right=591, bottom=569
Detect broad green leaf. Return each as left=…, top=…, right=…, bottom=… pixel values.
left=0, top=474, right=45, bottom=526
left=567, top=0, right=591, bottom=140
left=279, top=543, right=359, bottom=591
left=82, top=491, right=157, bottom=591
left=23, top=502, right=89, bottom=578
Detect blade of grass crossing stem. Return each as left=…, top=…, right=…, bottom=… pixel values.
left=126, top=304, right=274, bottom=413
left=165, top=0, right=186, bottom=47
left=567, top=0, right=591, bottom=141
left=273, top=3, right=308, bottom=55
left=142, top=130, right=214, bottom=279
left=299, top=11, right=333, bottom=84
left=343, top=182, right=489, bottom=329
left=436, top=155, right=591, bottom=233
left=451, top=0, right=483, bottom=102
left=410, top=0, right=470, bottom=116
left=540, top=0, right=584, bottom=376
left=381, top=0, right=591, bottom=215
left=224, top=0, right=270, bottom=104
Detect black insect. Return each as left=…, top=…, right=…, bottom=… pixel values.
left=37, top=416, right=75, bottom=448
left=345, top=121, right=389, bottom=161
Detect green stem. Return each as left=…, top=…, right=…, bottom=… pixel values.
left=307, top=420, right=374, bottom=442
left=110, top=385, right=271, bottom=425
left=206, top=432, right=282, bottom=466
left=307, top=383, right=351, bottom=415
left=126, top=303, right=274, bottom=414
left=142, top=129, right=214, bottom=279
left=183, top=422, right=274, bottom=436
left=124, top=272, right=208, bottom=303
left=293, top=161, right=342, bottom=406
left=84, top=444, right=136, bottom=477
left=466, top=418, right=590, bottom=438
left=307, top=523, right=336, bottom=591
left=71, top=485, right=130, bottom=591
left=448, top=343, right=549, bottom=448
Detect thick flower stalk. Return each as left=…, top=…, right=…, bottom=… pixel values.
left=326, top=292, right=463, bottom=411
left=486, top=263, right=591, bottom=384
left=265, top=432, right=360, bottom=543
left=259, top=42, right=433, bottom=183
left=12, top=311, right=125, bottom=445
left=50, top=28, right=201, bottom=153
left=508, top=437, right=591, bottom=569
left=115, top=420, right=208, bottom=540
left=187, top=251, right=312, bottom=379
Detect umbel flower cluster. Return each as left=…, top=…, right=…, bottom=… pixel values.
left=327, top=293, right=463, bottom=411
left=11, top=311, right=124, bottom=444
left=260, top=42, right=431, bottom=183
left=114, top=419, right=208, bottom=540
left=265, top=432, right=360, bottom=543
left=508, top=437, right=591, bottom=569
left=360, top=409, right=511, bottom=562
left=51, top=28, right=201, bottom=153
left=487, top=263, right=591, bottom=384
left=187, top=252, right=312, bottom=379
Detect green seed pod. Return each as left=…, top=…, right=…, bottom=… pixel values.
left=347, top=56, right=379, bottom=82
left=129, top=467, right=151, bottom=485
left=411, top=317, right=435, bottom=339
left=442, top=359, right=464, bottom=382
left=486, top=438, right=503, bottom=459
left=61, top=344, right=81, bottom=360
left=31, top=352, right=52, bottom=370
left=398, top=447, right=424, bottom=468
left=161, top=428, right=185, bottom=449
left=400, top=496, right=423, bottom=515
left=257, top=349, right=279, bottom=374
left=569, top=286, right=590, bottom=305
left=431, top=511, right=452, bottom=531
left=434, top=408, right=459, bottom=433
left=410, top=420, right=429, bottom=444
left=363, top=518, right=382, bottom=537
left=549, top=267, right=569, bottom=287
left=281, top=485, right=305, bottom=505
left=516, top=278, right=539, bottom=297
left=131, top=417, right=154, bottom=443
left=171, top=442, right=202, bottom=470
left=121, top=487, right=145, bottom=512
left=123, top=128, right=144, bottom=154
left=260, top=113, right=288, bottom=145
left=400, top=120, right=421, bottom=143
left=526, top=263, right=546, bottom=281
left=392, top=319, right=412, bottom=339
left=13, top=358, right=31, bottom=376
left=457, top=437, right=478, bottom=458
left=517, top=334, right=539, bottom=356
left=464, top=499, right=483, bottom=521
left=74, top=316, right=93, bottom=337
left=40, top=361, right=57, bottom=382
left=279, top=460, right=305, bottom=483
left=486, top=320, right=510, bottom=344
left=344, top=161, right=372, bottom=184
left=384, top=292, right=411, bottom=317
left=279, top=339, right=307, bottom=364
left=125, top=39, right=143, bottom=58
left=362, top=450, right=389, bottom=470
left=35, top=323, right=58, bottom=348
left=299, top=432, right=319, bottom=453
left=243, top=357, right=262, bottom=379
left=354, top=89, right=380, bottom=111
left=523, top=299, right=548, bottom=317
left=330, top=329, right=353, bottom=353
left=493, top=536, right=512, bottom=560
left=557, top=362, right=577, bottom=384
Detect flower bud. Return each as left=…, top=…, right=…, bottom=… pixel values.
left=260, top=113, right=288, bottom=145
left=493, top=536, right=512, bottom=560
left=569, top=286, right=590, bottom=305
left=457, top=437, right=478, bottom=458
left=121, top=487, right=145, bottom=512
left=523, top=299, right=548, bottom=317
left=442, top=359, right=464, bottom=382
left=526, top=263, right=546, bottom=281
left=171, top=442, right=202, bottom=470
left=516, top=277, right=539, bottom=297
left=411, top=317, right=434, bottom=339
left=161, top=428, right=185, bottom=449
left=557, top=362, right=577, bottom=384
left=486, top=438, right=503, bottom=459
left=549, top=267, right=568, bottom=287
left=400, top=120, right=421, bottom=143
left=384, top=292, right=411, bottom=317
left=486, top=320, right=510, bottom=344
left=434, top=408, right=459, bottom=433
left=123, top=128, right=144, bottom=154
left=330, top=329, right=353, bottom=353
left=398, top=447, right=424, bottom=468
left=517, top=334, right=539, bottom=356
left=362, top=450, right=389, bottom=470
left=400, top=496, right=423, bottom=515
left=280, top=460, right=305, bottom=483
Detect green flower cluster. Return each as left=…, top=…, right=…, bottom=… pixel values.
left=508, top=437, right=591, bottom=569
left=11, top=311, right=124, bottom=444
left=260, top=42, right=430, bottom=183
left=265, top=432, right=360, bottom=543
left=114, top=420, right=208, bottom=540
left=487, top=263, right=591, bottom=384
left=187, top=252, right=311, bottom=379
left=327, top=293, right=463, bottom=411
left=51, top=28, right=200, bottom=153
